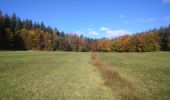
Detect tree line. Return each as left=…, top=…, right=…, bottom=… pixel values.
left=0, top=11, right=170, bottom=52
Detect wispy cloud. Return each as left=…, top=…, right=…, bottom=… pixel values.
left=118, top=14, right=125, bottom=18
left=164, top=16, right=170, bottom=21
left=100, top=27, right=130, bottom=38
left=88, top=31, right=99, bottom=35
left=136, top=18, right=155, bottom=22
left=162, top=0, right=170, bottom=4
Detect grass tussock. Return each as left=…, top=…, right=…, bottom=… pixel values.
left=91, top=53, right=143, bottom=100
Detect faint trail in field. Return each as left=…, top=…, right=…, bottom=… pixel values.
left=90, top=53, right=144, bottom=100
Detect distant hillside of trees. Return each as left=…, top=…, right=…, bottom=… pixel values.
left=0, top=11, right=170, bottom=52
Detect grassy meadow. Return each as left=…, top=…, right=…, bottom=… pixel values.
left=99, top=52, right=170, bottom=100
left=0, top=51, right=113, bottom=100
left=0, top=51, right=170, bottom=100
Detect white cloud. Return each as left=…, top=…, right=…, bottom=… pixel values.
left=88, top=31, right=99, bottom=35
left=75, top=27, right=130, bottom=38
left=106, top=30, right=130, bottom=38
left=118, top=14, right=125, bottom=18
left=162, top=0, right=170, bottom=3
left=165, top=16, right=170, bottom=21
left=100, top=27, right=130, bottom=38
left=74, top=30, right=83, bottom=36
left=137, top=18, right=155, bottom=22
left=100, top=27, right=111, bottom=31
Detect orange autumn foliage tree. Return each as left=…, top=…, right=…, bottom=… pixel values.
left=112, top=32, right=160, bottom=52
left=97, top=39, right=112, bottom=52
left=112, top=35, right=134, bottom=52
left=138, top=32, right=160, bottom=52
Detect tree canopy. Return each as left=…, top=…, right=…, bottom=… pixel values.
left=0, top=12, right=170, bottom=52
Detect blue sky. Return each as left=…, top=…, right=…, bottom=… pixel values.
left=0, top=0, right=170, bottom=38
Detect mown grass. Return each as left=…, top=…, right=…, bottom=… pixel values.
left=1, top=51, right=169, bottom=100
left=99, top=52, right=170, bottom=100
left=91, top=53, right=143, bottom=100
left=0, top=51, right=114, bottom=100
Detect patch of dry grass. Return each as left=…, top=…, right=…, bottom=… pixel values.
left=91, top=53, right=143, bottom=100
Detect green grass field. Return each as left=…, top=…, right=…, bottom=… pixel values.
left=99, top=52, right=170, bottom=100
left=0, top=51, right=170, bottom=100
left=0, top=51, right=113, bottom=100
